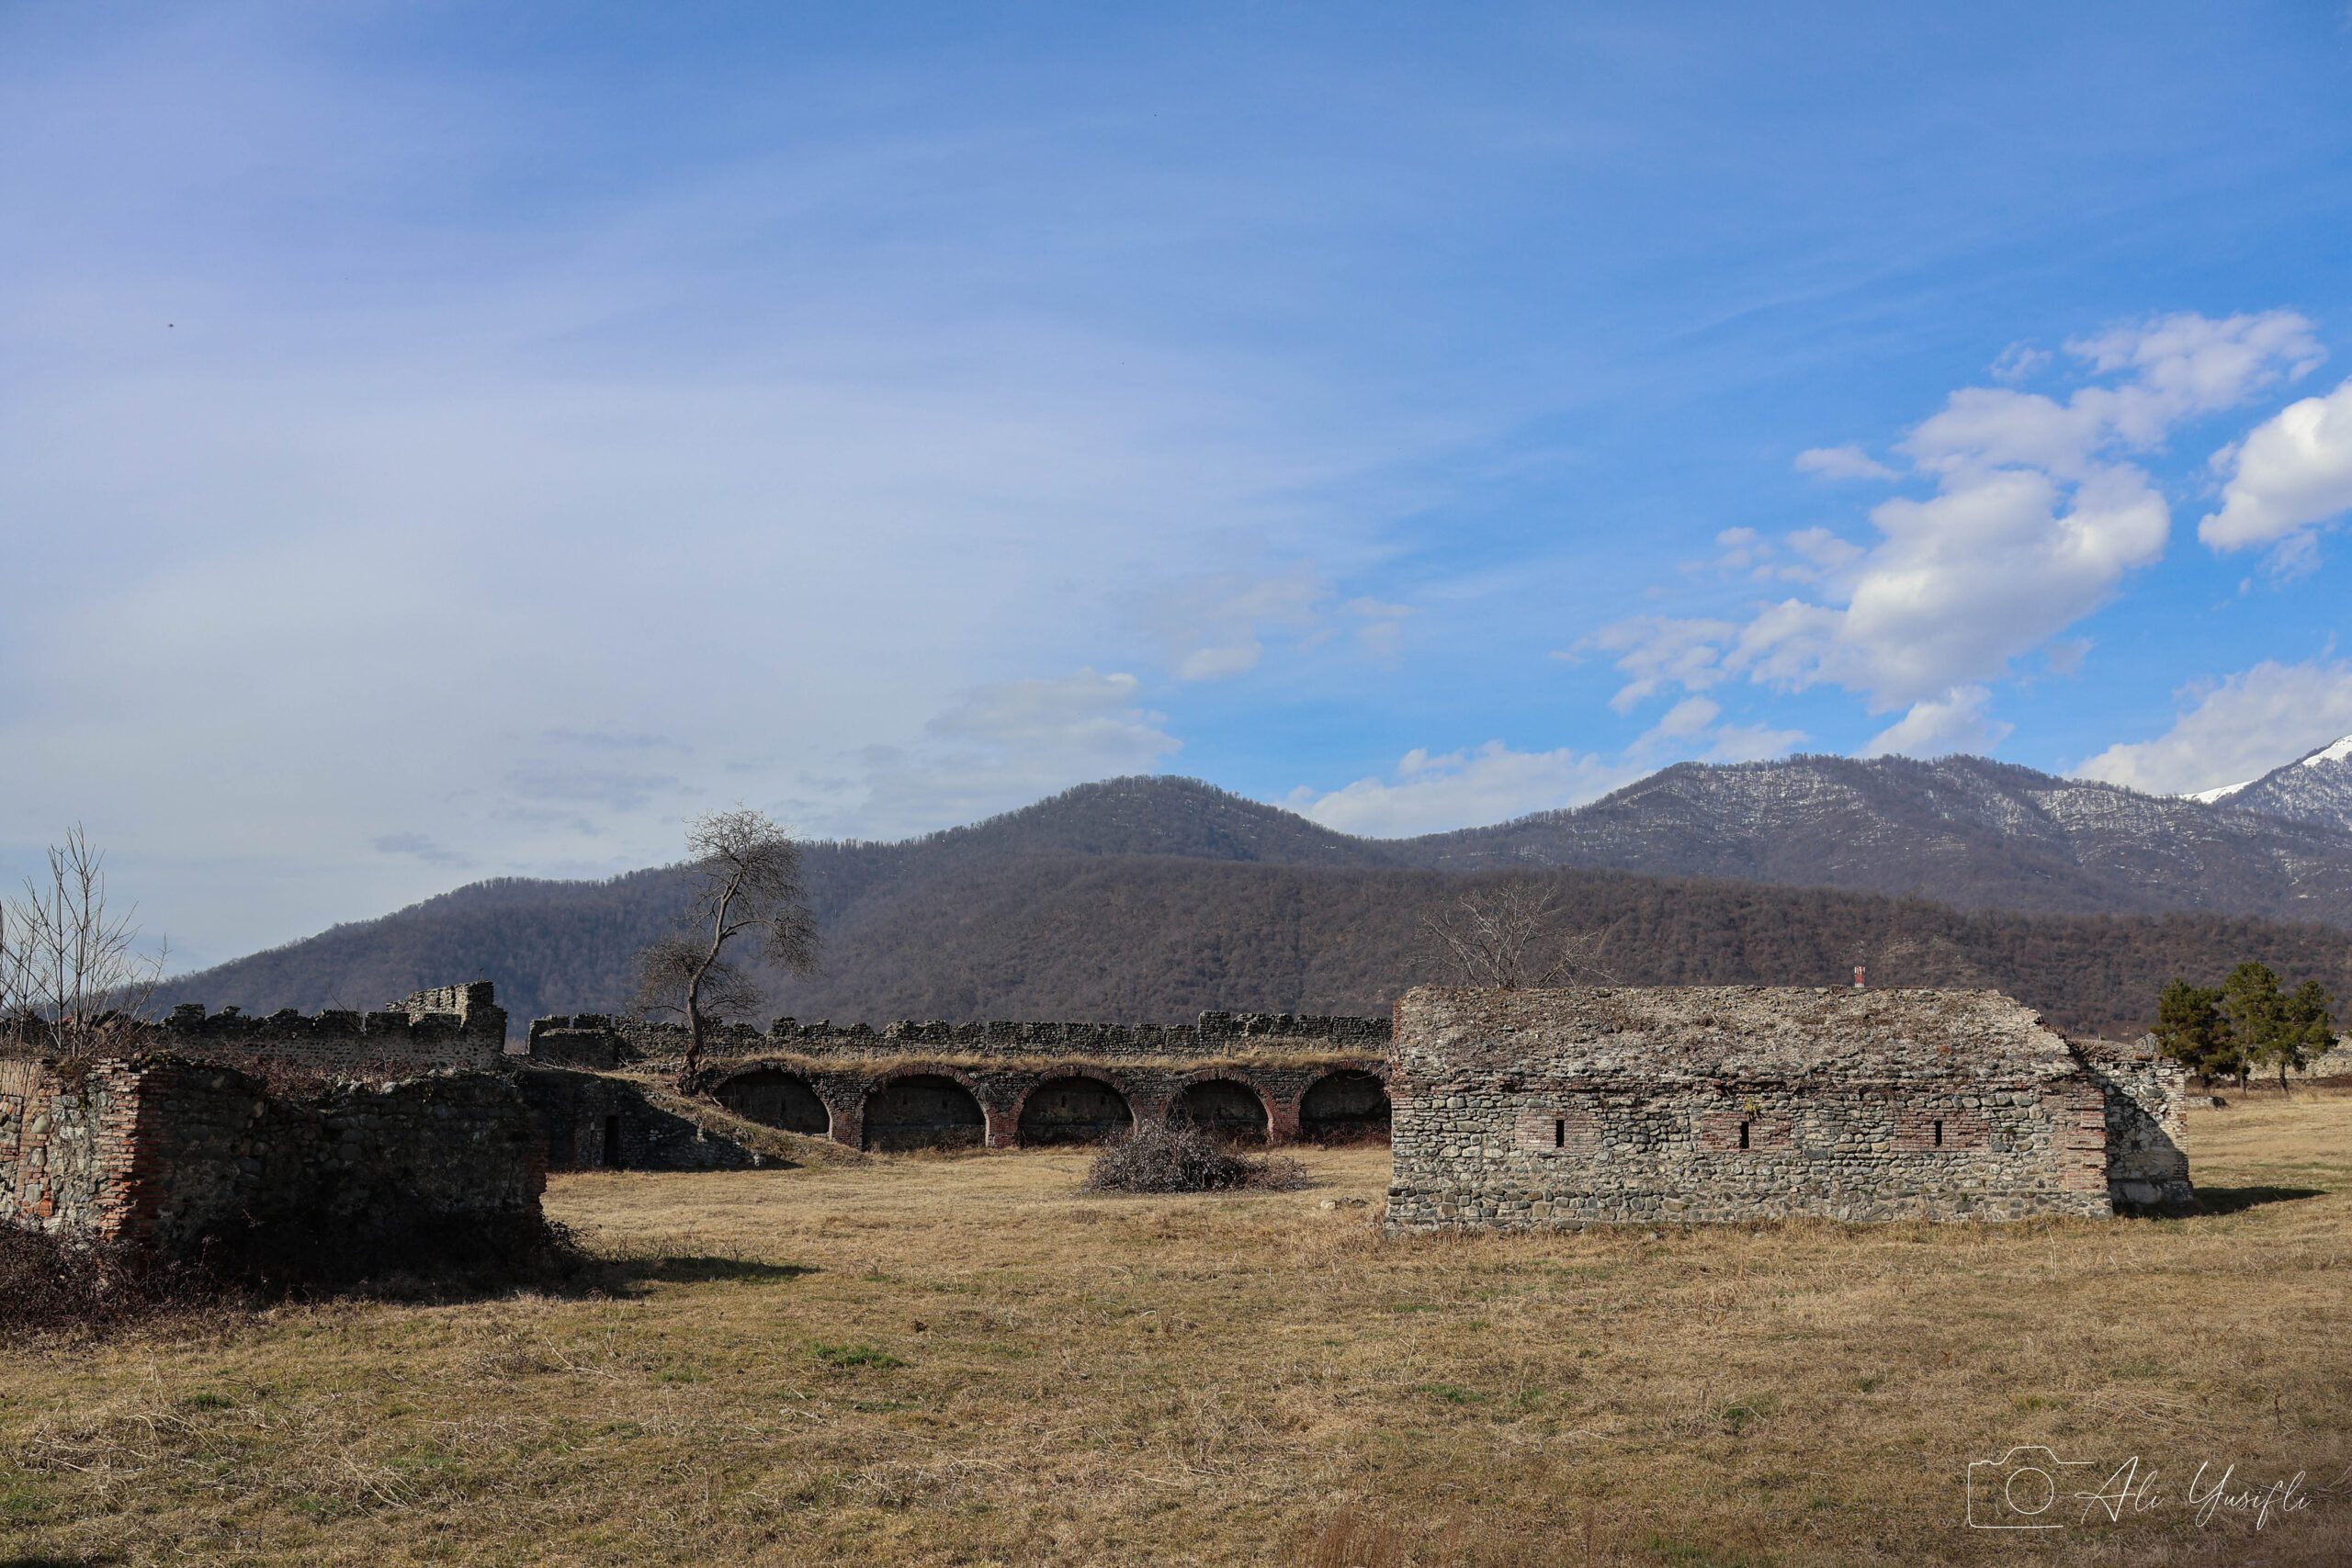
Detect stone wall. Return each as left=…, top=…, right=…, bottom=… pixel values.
left=2076, top=1042, right=2194, bottom=1206
left=518, top=1008, right=1395, bottom=1157
left=162, top=981, right=509, bottom=1075
left=526, top=1009, right=1390, bottom=1066
left=1385, top=986, right=2182, bottom=1230
left=514, top=1069, right=786, bottom=1172
left=0, top=1054, right=539, bottom=1257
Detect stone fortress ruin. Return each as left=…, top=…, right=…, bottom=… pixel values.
left=2, top=976, right=2198, bottom=1258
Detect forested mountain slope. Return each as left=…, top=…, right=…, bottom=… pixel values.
left=1415, top=752, right=2352, bottom=922
left=166, top=764, right=2352, bottom=1038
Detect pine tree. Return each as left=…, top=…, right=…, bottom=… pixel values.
left=2154, top=976, right=2233, bottom=1088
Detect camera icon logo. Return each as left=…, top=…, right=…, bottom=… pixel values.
left=1966, top=1446, right=2094, bottom=1529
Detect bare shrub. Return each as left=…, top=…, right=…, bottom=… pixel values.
left=0, top=827, right=168, bottom=1060
left=0, top=1210, right=607, bottom=1340
left=1419, top=879, right=1617, bottom=989
left=1084, top=1118, right=1308, bottom=1194
left=0, top=1225, right=220, bottom=1337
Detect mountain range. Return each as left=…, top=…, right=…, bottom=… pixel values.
left=165, top=741, right=2352, bottom=1038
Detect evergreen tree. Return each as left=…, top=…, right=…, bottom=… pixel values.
left=2154, top=976, right=2233, bottom=1087
left=2267, top=978, right=2338, bottom=1093
left=2215, top=961, right=2287, bottom=1092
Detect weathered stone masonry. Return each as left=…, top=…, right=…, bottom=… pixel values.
left=0, top=1054, right=539, bottom=1257
left=1385, top=986, right=2191, bottom=1231
left=522, top=1010, right=1394, bottom=1161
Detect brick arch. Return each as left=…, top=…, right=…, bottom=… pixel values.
left=1012, top=1071, right=1137, bottom=1146
left=1297, top=1067, right=1392, bottom=1145
left=860, top=1065, right=992, bottom=1152
left=1166, top=1072, right=1272, bottom=1144
left=710, top=1065, right=831, bottom=1137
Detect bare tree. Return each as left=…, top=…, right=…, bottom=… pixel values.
left=0, top=827, right=168, bottom=1058
left=632, top=807, right=820, bottom=1085
left=1419, top=880, right=1617, bottom=989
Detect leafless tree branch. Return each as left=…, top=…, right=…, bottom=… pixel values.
left=0, top=827, right=169, bottom=1059
left=1419, top=881, right=1618, bottom=989
left=633, top=807, right=820, bottom=1086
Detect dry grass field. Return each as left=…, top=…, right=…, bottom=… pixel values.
left=5, top=1091, right=2351, bottom=1567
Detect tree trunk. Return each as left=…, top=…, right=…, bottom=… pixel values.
left=680, top=966, right=707, bottom=1089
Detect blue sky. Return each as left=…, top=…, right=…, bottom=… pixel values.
left=6, top=2, right=2352, bottom=966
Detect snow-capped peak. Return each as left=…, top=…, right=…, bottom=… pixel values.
left=2186, top=777, right=2256, bottom=804
left=2298, top=735, right=2352, bottom=769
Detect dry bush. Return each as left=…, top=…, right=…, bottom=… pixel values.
left=0, top=1212, right=606, bottom=1341
left=1084, top=1116, right=1309, bottom=1193
left=0, top=1225, right=226, bottom=1338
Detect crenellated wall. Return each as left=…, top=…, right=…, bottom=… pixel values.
left=163, top=982, right=509, bottom=1075
left=526, top=1009, right=1390, bottom=1068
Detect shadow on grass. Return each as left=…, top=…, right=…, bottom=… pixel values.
left=2194, top=1185, right=2329, bottom=1215
left=615, top=1256, right=818, bottom=1286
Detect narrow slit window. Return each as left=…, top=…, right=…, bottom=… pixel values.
left=1738, top=1121, right=1750, bottom=1150
left=1933, top=1119, right=1944, bottom=1148
left=1554, top=1119, right=1566, bottom=1148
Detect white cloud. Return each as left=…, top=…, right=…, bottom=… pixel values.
left=1285, top=704, right=1805, bottom=838
left=1989, top=343, right=2050, bottom=383
left=2199, top=377, right=2352, bottom=566
left=1593, top=311, right=2320, bottom=750
left=1794, top=445, right=1897, bottom=480
left=2074, top=659, right=2352, bottom=795
left=1858, top=685, right=2011, bottom=758
left=1286, top=741, right=1645, bottom=837
left=814, top=669, right=1182, bottom=838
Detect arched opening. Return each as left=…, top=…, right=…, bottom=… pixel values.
left=863, top=1074, right=986, bottom=1151
left=715, top=1069, right=830, bottom=1136
left=1017, top=1077, right=1133, bottom=1145
left=1300, top=1070, right=1391, bottom=1144
left=1171, top=1078, right=1268, bottom=1143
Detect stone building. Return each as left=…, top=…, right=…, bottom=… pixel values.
left=521, top=1010, right=1392, bottom=1161
left=1385, top=985, right=2190, bottom=1230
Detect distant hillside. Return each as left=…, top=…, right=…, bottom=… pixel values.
left=1416, top=750, right=2352, bottom=923
left=166, top=768, right=2352, bottom=1039
left=2189, top=736, right=2352, bottom=831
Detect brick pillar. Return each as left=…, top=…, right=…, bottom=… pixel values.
left=826, top=1094, right=864, bottom=1151
left=1264, top=1084, right=1302, bottom=1146
left=982, top=1098, right=1020, bottom=1150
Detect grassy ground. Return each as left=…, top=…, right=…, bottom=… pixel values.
left=4, top=1091, right=2349, bottom=1566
